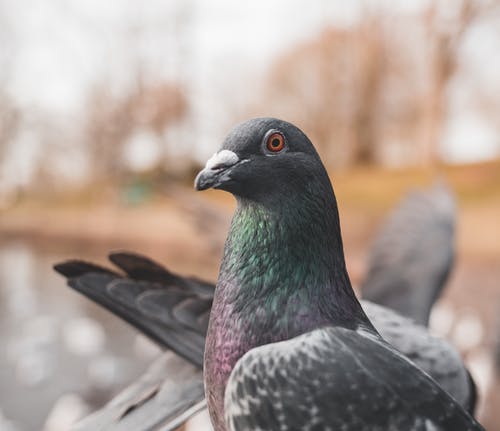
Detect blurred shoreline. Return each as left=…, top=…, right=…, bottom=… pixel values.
left=1, top=160, right=499, bottom=259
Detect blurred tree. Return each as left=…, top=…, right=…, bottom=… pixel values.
left=76, top=0, right=194, bottom=183
left=419, top=0, right=498, bottom=164
left=351, top=14, right=385, bottom=165
left=0, top=90, right=20, bottom=164
left=0, top=2, right=18, bottom=170
left=84, top=78, right=188, bottom=180
left=260, top=20, right=387, bottom=167
left=259, top=0, right=500, bottom=168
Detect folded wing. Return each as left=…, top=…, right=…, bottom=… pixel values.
left=225, top=327, right=482, bottom=431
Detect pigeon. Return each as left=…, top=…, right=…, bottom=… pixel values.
left=195, top=118, right=482, bottom=430
left=362, top=182, right=455, bottom=326
left=55, top=255, right=473, bottom=430
left=55, top=118, right=482, bottom=430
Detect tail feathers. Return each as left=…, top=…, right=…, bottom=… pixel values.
left=108, top=252, right=182, bottom=286
left=54, top=253, right=213, bottom=367
left=53, top=260, right=120, bottom=278
left=109, top=252, right=214, bottom=297
left=72, top=353, right=206, bottom=431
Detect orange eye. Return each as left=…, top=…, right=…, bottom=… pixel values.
left=266, top=132, right=285, bottom=153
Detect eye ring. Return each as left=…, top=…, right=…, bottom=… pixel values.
left=266, top=132, right=286, bottom=153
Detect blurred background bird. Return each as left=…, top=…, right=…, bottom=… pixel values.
left=361, top=182, right=456, bottom=327
left=0, top=1, right=499, bottom=430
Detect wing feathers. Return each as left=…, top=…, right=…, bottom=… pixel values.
left=54, top=260, right=120, bottom=278
left=72, top=353, right=206, bottom=431
left=109, top=252, right=182, bottom=286
left=55, top=255, right=211, bottom=367
left=225, top=327, right=482, bottom=431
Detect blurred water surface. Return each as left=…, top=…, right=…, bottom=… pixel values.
left=0, top=240, right=161, bottom=431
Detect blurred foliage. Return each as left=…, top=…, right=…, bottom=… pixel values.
left=85, top=78, right=188, bottom=179
left=0, top=89, right=20, bottom=163
left=253, top=0, right=500, bottom=168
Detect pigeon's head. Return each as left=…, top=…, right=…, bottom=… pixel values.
left=195, top=118, right=329, bottom=203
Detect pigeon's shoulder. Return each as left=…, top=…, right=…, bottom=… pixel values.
left=224, top=326, right=482, bottom=431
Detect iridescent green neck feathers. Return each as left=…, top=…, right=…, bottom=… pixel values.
left=218, top=185, right=369, bottom=329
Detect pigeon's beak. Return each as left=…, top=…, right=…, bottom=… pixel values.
left=195, top=150, right=243, bottom=191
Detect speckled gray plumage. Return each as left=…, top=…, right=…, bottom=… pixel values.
left=361, top=301, right=470, bottom=409
left=225, top=327, right=481, bottom=431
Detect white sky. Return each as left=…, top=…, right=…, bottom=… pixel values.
left=1, top=0, right=499, bottom=188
